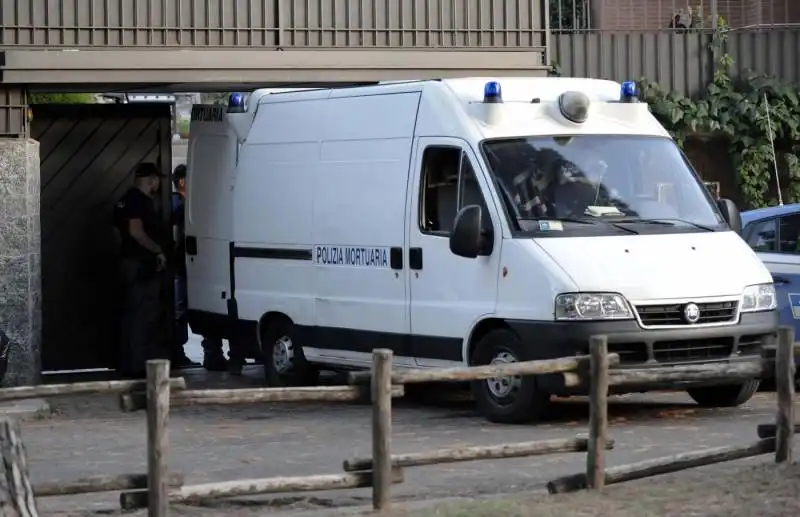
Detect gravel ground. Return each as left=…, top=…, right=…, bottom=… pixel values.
left=378, top=461, right=800, bottom=517
left=26, top=367, right=798, bottom=517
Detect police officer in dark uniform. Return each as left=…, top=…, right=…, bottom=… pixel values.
left=171, top=163, right=229, bottom=371
left=114, top=163, right=168, bottom=378
left=170, top=164, right=200, bottom=369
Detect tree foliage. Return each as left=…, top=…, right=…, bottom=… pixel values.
left=29, top=92, right=94, bottom=104
left=638, top=19, right=800, bottom=208
left=200, top=92, right=229, bottom=105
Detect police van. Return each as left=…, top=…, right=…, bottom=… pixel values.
left=184, top=78, right=778, bottom=423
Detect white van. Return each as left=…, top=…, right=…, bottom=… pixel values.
left=184, top=78, right=778, bottom=423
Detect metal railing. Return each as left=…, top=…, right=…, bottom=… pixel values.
left=0, top=0, right=546, bottom=49
left=550, top=0, right=800, bottom=32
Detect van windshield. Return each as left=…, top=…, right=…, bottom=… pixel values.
left=480, top=135, right=726, bottom=235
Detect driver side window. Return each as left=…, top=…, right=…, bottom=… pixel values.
left=745, top=218, right=777, bottom=252
left=419, top=146, right=492, bottom=235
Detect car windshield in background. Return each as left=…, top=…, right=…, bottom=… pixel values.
left=480, top=135, right=726, bottom=235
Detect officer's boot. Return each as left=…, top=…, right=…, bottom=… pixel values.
left=201, top=337, right=228, bottom=372
left=227, top=337, right=247, bottom=376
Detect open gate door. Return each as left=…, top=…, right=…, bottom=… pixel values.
left=32, top=103, right=173, bottom=372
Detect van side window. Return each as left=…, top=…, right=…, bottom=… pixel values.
left=457, top=153, right=492, bottom=232
left=419, top=146, right=461, bottom=234
left=419, top=147, right=492, bottom=235
left=778, top=214, right=800, bottom=253
left=745, top=219, right=777, bottom=252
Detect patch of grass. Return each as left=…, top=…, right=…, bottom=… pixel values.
left=177, top=118, right=190, bottom=138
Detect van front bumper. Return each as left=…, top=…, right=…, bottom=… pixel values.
left=506, top=310, right=779, bottom=393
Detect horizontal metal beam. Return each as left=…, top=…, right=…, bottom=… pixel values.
left=1, top=49, right=547, bottom=86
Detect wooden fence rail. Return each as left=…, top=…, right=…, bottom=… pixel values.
left=34, top=473, right=184, bottom=497
left=0, top=373, right=190, bottom=517
left=347, top=353, right=621, bottom=385
left=119, top=385, right=405, bottom=412
left=0, top=377, right=186, bottom=402
left=547, top=438, right=777, bottom=493
left=546, top=326, right=797, bottom=494
left=0, top=327, right=796, bottom=516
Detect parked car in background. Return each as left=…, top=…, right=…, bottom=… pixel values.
left=741, top=203, right=800, bottom=374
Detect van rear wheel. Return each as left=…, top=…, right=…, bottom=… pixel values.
left=686, top=379, right=760, bottom=407
left=471, top=328, right=550, bottom=424
left=262, top=320, right=319, bottom=387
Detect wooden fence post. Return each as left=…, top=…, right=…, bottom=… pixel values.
left=147, top=359, right=171, bottom=517
left=775, top=326, right=795, bottom=464
left=371, top=349, right=393, bottom=512
left=0, top=417, right=39, bottom=516
left=587, top=335, right=609, bottom=489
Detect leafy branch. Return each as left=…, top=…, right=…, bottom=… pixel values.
left=638, top=18, right=800, bottom=208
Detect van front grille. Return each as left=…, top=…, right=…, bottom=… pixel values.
left=635, top=301, right=738, bottom=326
left=653, top=338, right=734, bottom=363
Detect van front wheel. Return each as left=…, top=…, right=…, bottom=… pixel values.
left=262, top=320, right=319, bottom=387
left=471, top=328, right=550, bottom=424
left=686, top=379, right=760, bottom=407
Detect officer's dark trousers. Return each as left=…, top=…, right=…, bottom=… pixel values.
left=118, top=259, right=161, bottom=375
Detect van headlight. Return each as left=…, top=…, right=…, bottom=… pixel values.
left=555, top=293, right=633, bottom=321
left=740, top=284, right=777, bottom=312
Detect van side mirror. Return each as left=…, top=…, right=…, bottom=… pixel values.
left=450, top=205, right=493, bottom=258
left=716, top=198, right=741, bottom=234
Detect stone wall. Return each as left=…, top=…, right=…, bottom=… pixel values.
left=0, top=138, right=41, bottom=386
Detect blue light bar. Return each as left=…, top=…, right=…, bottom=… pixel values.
left=483, top=81, right=503, bottom=103
left=620, top=81, right=638, bottom=102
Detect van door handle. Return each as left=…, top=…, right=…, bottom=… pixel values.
left=772, top=275, right=791, bottom=285
left=185, top=236, right=198, bottom=256
left=409, top=248, right=423, bottom=270
left=390, top=247, right=403, bottom=270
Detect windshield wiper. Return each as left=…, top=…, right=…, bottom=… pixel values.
left=611, top=218, right=715, bottom=232
left=521, top=217, right=639, bottom=234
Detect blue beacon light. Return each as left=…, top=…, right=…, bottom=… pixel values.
left=620, top=81, right=638, bottom=103
left=228, top=93, right=246, bottom=112
left=483, top=81, right=503, bottom=103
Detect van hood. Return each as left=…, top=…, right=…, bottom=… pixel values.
left=533, top=231, right=771, bottom=302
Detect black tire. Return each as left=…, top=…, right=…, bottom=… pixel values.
left=261, top=319, right=319, bottom=387
left=470, top=328, right=550, bottom=424
left=686, top=379, right=760, bottom=407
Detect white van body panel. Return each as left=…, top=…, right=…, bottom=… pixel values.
left=232, top=86, right=423, bottom=367
left=535, top=232, right=773, bottom=302
left=311, top=91, right=418, bottom=347
left=495, top=239, right=578, bottom=319
left=407, top=137, right=502, bottom=367
left=185, top=112, right=236, bottom=316
left=232, top=97, right=322, bottom=327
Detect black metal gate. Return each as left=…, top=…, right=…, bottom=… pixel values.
left=32, top=103, right=172, bottom=371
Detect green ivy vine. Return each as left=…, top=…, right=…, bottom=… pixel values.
left=637, top=20, right=800, bottom=208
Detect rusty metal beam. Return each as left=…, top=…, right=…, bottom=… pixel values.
left=0, top=49, right=547, bottom=86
